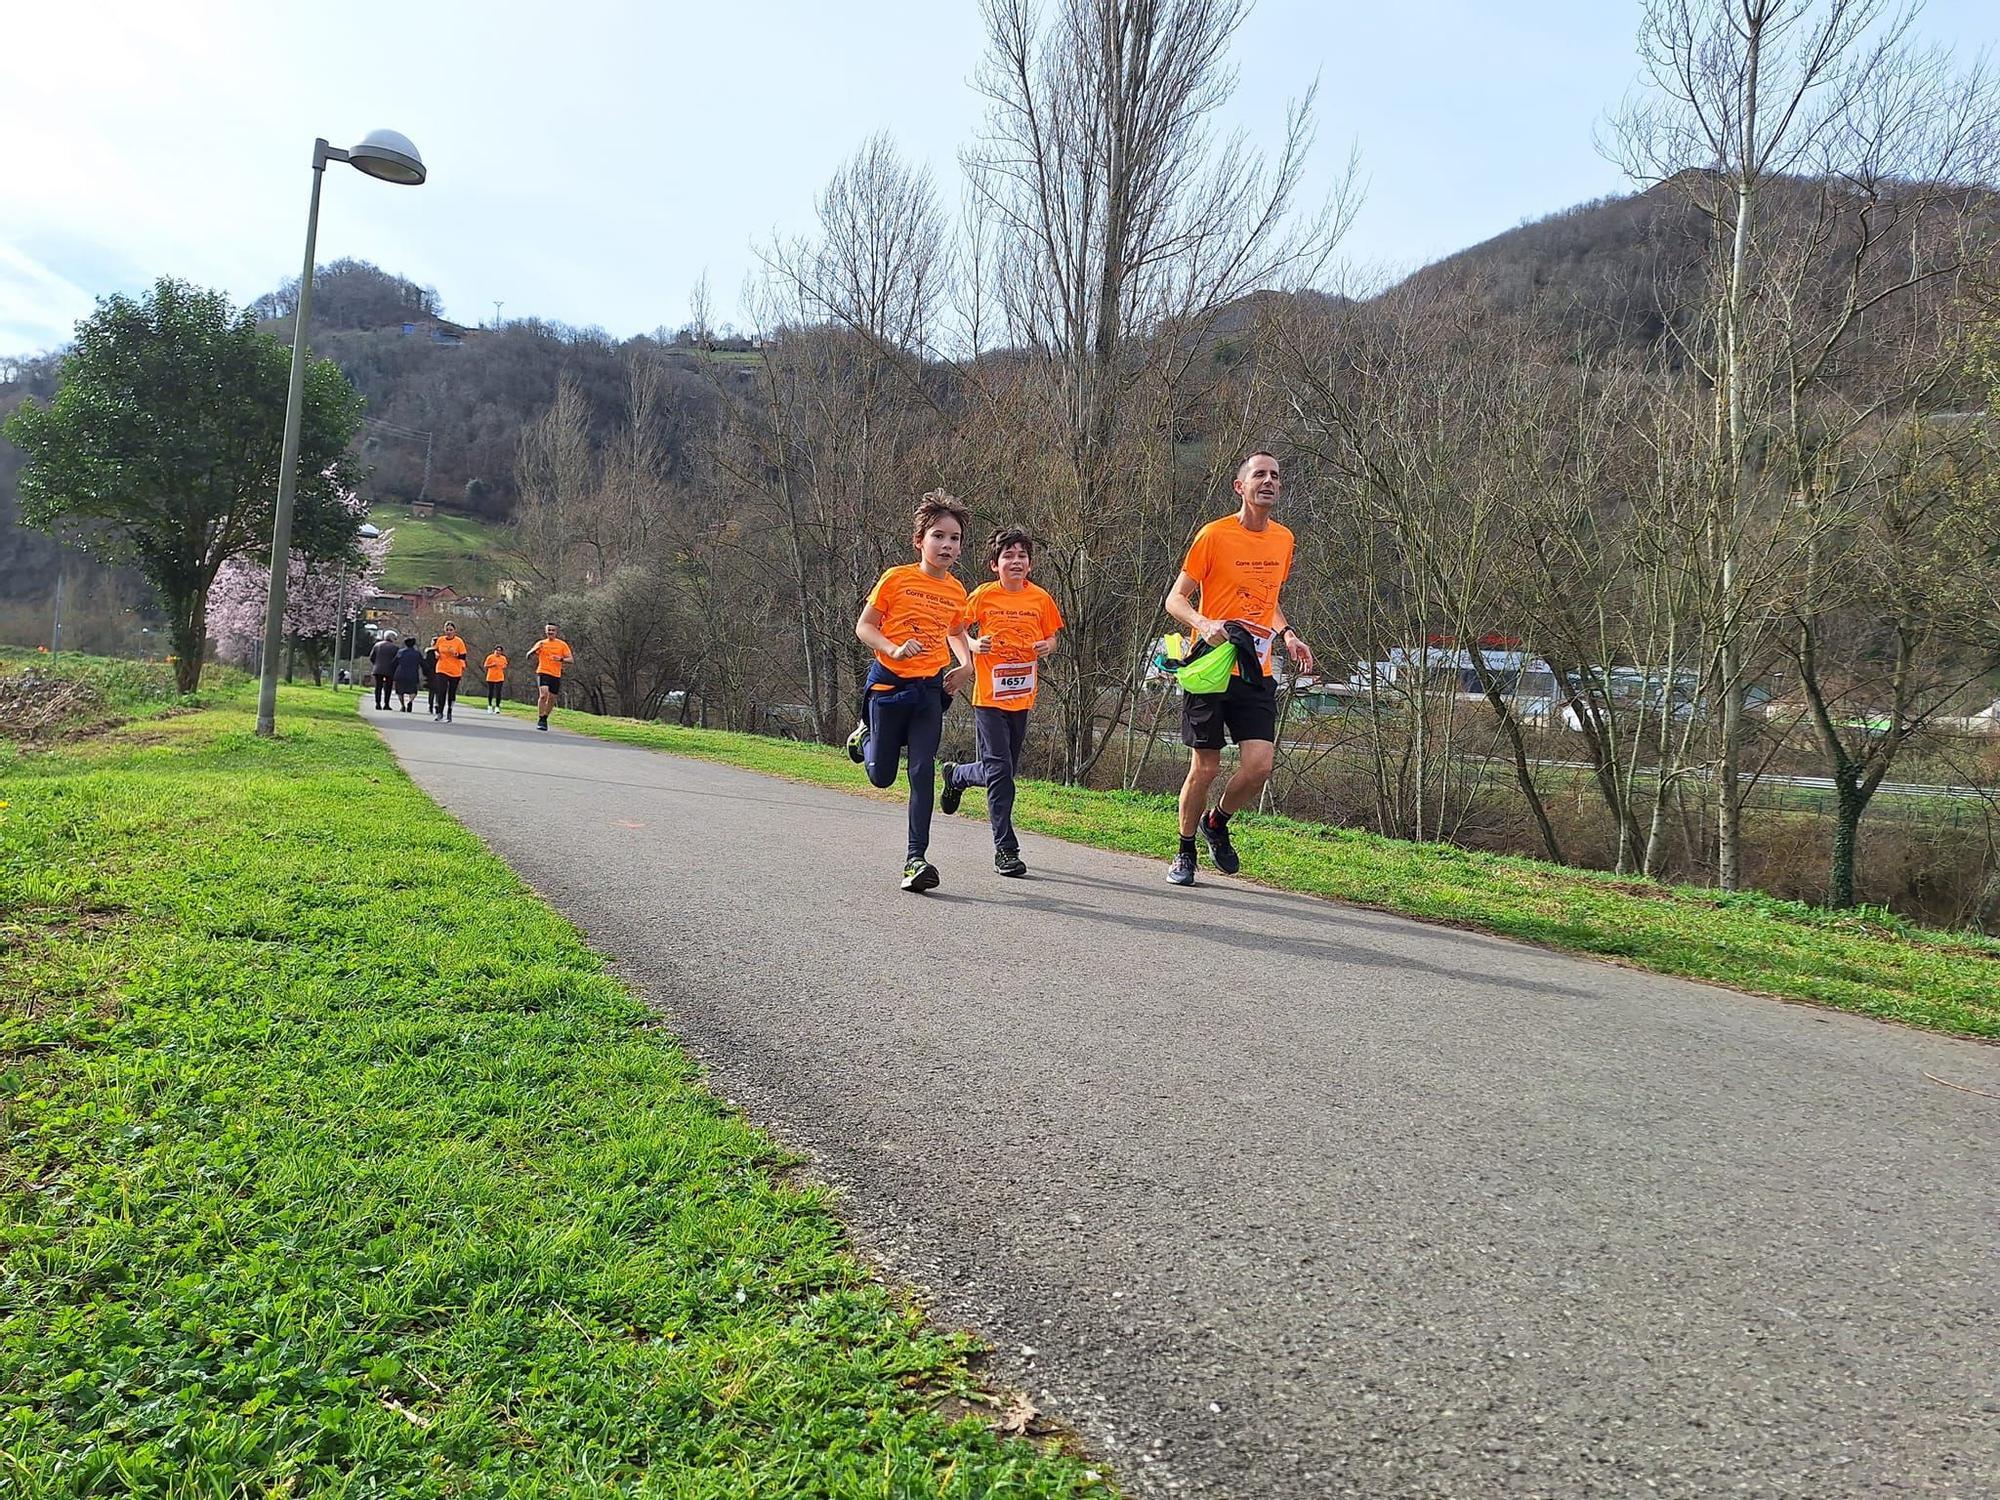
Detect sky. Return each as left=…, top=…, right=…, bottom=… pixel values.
left=3, top=0, right=1996, bottom=357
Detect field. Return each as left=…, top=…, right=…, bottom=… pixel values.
left=367, top=506, right=512, bottom=595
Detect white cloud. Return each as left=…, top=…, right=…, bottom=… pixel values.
left=0, top=242, right=97, bottom=356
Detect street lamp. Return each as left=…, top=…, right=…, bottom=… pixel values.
left=255, top=131, right=426, bottom=737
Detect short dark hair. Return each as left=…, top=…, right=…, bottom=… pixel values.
left=987, top=527, right=1035, bottom=568
left=1236, top=449, right=1280, bottom=480
left=913, top=488, right=970, bottom=544
left=403, top=637, right=417, bottom=647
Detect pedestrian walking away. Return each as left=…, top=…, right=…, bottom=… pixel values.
left=391, top=637, right=423, bottom=713
left=852, top=490, right=973, bottom=892
left=368, top=630, right=399, bottom=710
left=1162, top=450, right=1314, bottom=886
left=526, top=624, right=574, bottom=731
left=483, top=646, right=508, bottom=713
left=939, top=527, right=1062, bottom=878
left=431, top=621, right=469, bottom=723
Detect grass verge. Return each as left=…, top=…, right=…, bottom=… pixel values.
left=0, top=685, right=1114, bottom=1497
left=0, top=651, right=231, bottom=749
left=538, top=709, right=2000, bottom=1040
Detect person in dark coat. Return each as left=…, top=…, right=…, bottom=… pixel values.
left=421, top=642, right=442, bottom=717
left=368, top=632, right=400, bottom=709
left=391, top=638, right=423, bottom=713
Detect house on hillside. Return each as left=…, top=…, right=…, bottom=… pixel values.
left=398, top=315, right=473, bottom=346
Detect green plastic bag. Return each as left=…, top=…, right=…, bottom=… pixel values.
left=1175, top=641, right=1237, bottom=694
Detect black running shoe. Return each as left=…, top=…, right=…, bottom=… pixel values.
left=939, top=763, right=963, bottom=815
left=995, top=848, right=1027, bottom=878
left=1167, top=848, right=1197, bottom=886
left=901, top=857, right=941, bottom=893
left=1200, top=810, right=1240, bottom=874
left=846, top=719, right=868, bottom=764
left=537, top=716, right=549, bottom=732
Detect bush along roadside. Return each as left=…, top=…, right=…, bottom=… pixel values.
left=0, top=686, right=1115, bottom=1498
left=535, top=707, right=2000, bottom=1041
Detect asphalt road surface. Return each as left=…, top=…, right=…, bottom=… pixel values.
left=374, top=706, right=2000, bottom=1499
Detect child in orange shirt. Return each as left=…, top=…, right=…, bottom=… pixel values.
left=852, top=490, right=974, bottom=892
left=482, top=647, right=508, bottom=714
left=938, top=528, right=1062, bottom=877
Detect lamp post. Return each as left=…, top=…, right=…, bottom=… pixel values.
left=255, top=130, right=426, bottom=737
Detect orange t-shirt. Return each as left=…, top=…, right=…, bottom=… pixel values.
left=961, top=581, right=1063, bottom=710
left=1181, top=515, right=1294, bottom=673
left=484, top=652, right=508, bottom=683
left=530, top=638, right=573, bottom=678
left=866, top=564, right=967, bottom=679
left=432, top=635, right=469, bottom=678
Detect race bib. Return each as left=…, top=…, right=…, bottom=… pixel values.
left=991, top=662, right=1036, bottom=700
left=1241, top=622, right=1276, bottom=668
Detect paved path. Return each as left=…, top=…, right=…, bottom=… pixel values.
left=374, top=707, right=2000, bottom=1499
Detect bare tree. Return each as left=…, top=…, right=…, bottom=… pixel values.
left=964, top=0, right=1354, bottom=779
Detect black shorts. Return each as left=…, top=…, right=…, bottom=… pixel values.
left=1182, top=673, right=1277, bottom=749
left=537, top=673, right=562, bottom=695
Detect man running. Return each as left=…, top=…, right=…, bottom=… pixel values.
left=1162, top=450, right=1314, bottom=886
left=527, top=624, right=574, bottom=731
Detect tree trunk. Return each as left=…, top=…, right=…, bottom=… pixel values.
left=1467, top=645, right=1564, bottom=864
left=168, top=589, right=208, bottom=694
left=1827, top=777, right=1864, bottom=910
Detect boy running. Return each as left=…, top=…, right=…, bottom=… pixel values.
left=483, top=646, right=509, bottom=714
left=853, top=490, right=973, bottom=892
left=431, top=622, right=469, bottom=723
left=938, top=528, right=1062, bottom=877
left=1162, top=451, right=1314, bottom=886
left=527, top=624, right=573, bottom=731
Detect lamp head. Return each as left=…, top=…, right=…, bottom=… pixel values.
left=346, top=130, right=426, bottom=185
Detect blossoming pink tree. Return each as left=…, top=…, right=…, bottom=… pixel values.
left=210, top=497, right=391, bottom=684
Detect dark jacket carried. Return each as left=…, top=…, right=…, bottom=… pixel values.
left=1221, top=620, right=1269, bottom=686
left=369, top=637, right=399, bottom=675
left=392, top=645, right=423, bottom=687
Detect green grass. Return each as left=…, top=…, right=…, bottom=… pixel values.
left=368, top=507, right=512, bottom=595
left=0, top=651, right=238, bottom=748
left=535, top=709, right=2000, bottom=1040
left=0, top=684, right=1114, bottom=1497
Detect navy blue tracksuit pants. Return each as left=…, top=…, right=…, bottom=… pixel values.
left=863, top=663, right=946, bottom=860
left=945, top=706, right=1030, bottom=853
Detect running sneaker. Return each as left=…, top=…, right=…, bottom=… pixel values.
left=1167, top=848, right=1197, bottom=886
left=939, top=762, right=963, bottom=815
left=995, top=848, right=1027, bottom=878
left=846, top=719, right=868, bottom=764
left=900, top=857, right=941, bottom=893
left=1200, top=810, right=1240, bottom=874
left=537, top=716, right=549, bottom=732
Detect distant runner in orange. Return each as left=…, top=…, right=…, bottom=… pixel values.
left=482, top=646, right=509, bottom=715
left=526, top=624, right=573, bottom=732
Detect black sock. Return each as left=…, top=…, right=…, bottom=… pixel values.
left=1179, top=834, right=1197, bottom=857
left=1208, top=807, right=1230, bottom=827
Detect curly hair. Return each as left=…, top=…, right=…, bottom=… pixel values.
left=986, top=526, right=1035, bottom=568
left=912, top=488, right=971, bottom=545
